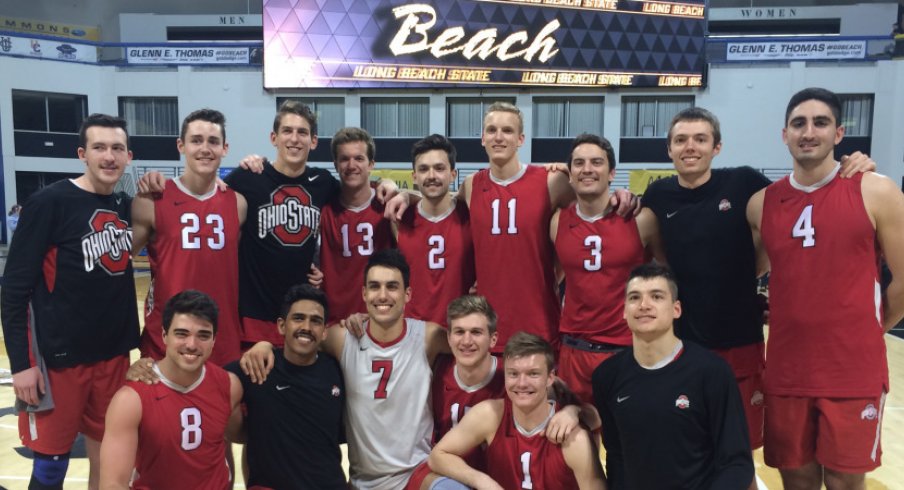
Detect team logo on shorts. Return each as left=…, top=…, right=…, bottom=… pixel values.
left=750, top=390, right=764, bottom=406
left=675, top=394, right=690, bottom=410
left=718, top=199, right=732, bottom=212
left=257, top=185, right=320, bottom=246
left=331, top=385, right=341, bottom=397
left=861, top=403, right=878, bottom=420
left=81, top=209, right=132, bottom=275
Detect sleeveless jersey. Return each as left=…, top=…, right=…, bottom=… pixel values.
left=432, top=354, right=505, bottom=470
left=1, top=179, right=138, bottom=373
left=129, top=364, right=232, bottom=490
left=141, top=180, right=241, bottom=366
left=486, top=399, right=579, bottom=490
left=555, top=204, right=645, bottom=344
left=469, top=166, right=559, bottom=351
left=224, top=164, right=339, bottom=340
left=397, top=198, right=475, bottom=326
left=761, top=171, right=886, bottom=397
left=340, top=319, right=433, bottom=490
left=320, top=189, right=394, bottom=323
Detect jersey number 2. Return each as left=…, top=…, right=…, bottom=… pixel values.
left=180, top=407, right=202, bottom=451
left=792, top=204, right=816, bottom=247
left=372, top=359, right=393, bottom=399
left=428, top=235, right=445, bottom=269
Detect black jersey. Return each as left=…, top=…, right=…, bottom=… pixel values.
left=592, top=342, right=753, bottom=490
left=1, top=179, right=139, bottom=373
left=225, top=163, right=339, bottom=322
left=226, top=350, right=347, bottom=490
left=643, top=167, right=770, bottom=349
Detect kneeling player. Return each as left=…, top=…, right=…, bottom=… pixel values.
left=100, top=291, right=242, bottom=489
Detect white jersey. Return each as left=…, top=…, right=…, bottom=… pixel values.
left=341, top=318, right=434, bottom=489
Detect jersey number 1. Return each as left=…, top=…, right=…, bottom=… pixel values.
left=520, top=451, right=534, bottom=489
left=792, top=204, right=816, bottom=247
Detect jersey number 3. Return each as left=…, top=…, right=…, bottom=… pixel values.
left=372, top=359, right=394, bottom=399
left=180, top=407, right=202, bottom=451
left=792, top=204, right=816, bottom=248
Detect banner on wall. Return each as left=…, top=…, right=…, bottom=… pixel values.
left=726, top=40, right=867, bottom=61
left=629, top=169, right=677, bottom=195
left=371, top=170, right=414, bottom=191
left=263, top=0, right=707, bottom=89
left=0, top=34, right=97, bottom=62
left=126, top=46, right=252, bottom=64
left=0, top=16, right=99, bottom=41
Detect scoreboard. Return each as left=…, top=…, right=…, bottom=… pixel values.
left=263, top=0, right=707, bottom=89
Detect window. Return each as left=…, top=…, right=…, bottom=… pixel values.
left=447, top=97, right=516, bottom=137
left=839, top=94, right=873, bottom=137
left=621, top=97, right=694, bottom=138
left=118, top=97, right=179, bottom=136
left=12, top=90, right=87, bottom=133
left=534, top=97, right=604, bottom=137
left=361, top=98, right=428, bottom=137
left=276, top=97, right=345, bottom=137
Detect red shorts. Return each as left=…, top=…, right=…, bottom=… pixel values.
left=558, top=342, right=624, bottom=405
left=764, top=393, right=885, bottom=473
left=19, top=356, right=129, bottom=454
left=713, top=342, right=765, bottom=449
left=405, top=461, right=432, bottom=490
left=240, top=316, right=283, bottom=348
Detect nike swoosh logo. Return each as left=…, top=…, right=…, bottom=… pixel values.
left=155, top=395, right=167, bottom=401
left=173, top=201, right=188, bottom=206
left=617, top=395, right=630, bottom=403
left=276, top=385, right=290, bottom=391
left=308, top=175, right=320, bottom=182
left=666, top=211, right=678, bottom=219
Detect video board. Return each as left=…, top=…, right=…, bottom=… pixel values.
left=263, top=0, right=707, bottom=89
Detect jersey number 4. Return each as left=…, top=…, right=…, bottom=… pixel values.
left=372, top=359, right=394, bottom=399
left=181, top=213, right=225, bottom=250
left=180, top=407, right=202, bottom=451
left=792, top=204, right=816, bottom=247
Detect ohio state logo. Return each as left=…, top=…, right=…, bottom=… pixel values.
left=81, top=210, right=132, bottom=275
left=257, top=185, right=320, bottom=246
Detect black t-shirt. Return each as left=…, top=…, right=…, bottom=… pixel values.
left=592, top=342, right=753, bottom=489
left=225, top=163, right=339, bottom=321
left=1, top=180, right=139, bottom=372
left=643, top=167, right=770, bottom=349
left=226, top=349, right=347, bottom=489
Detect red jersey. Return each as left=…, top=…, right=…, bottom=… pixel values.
left=319, top=190, right=393, bottom=323
left=432, top=354, right=505, bottom=470
left=141, top=181, right=241, bottom=366
left=761, top=171, right=886, bottom=397
left=397, top=199, right=475, bottom=326
left=470, top=166, right=559, bottom=351
left=486, top=399, right=579, bottom=490
left=555, top=204, right=645, bottom=344
left=129, top=364, right=232, bottom=490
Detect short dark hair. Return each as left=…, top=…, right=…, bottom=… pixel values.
left=273, top=100, right=318, bottom=136
left=365, top=249, right=410, bottom=289
left=162, top=290, right=219, bottom=335
left=447, top=295, right=497, bottom=335
left=180, top=108, right=226, bottom=142
left=627, top=263, right=679, bottom=301
left=503, top=331, right=554, bottom=373
left=569, top=133, right=616, bottom=171
left=331, top=127, right=376, bottom=164
left=79, top=113, right=129, bottom=149
left=411, top=134, right=457, bottom=170
left=785, top=87, right=842, bottom=126
left=667, top=107, right=721, bottom=147
left=280, top=284, right=329, bottom=321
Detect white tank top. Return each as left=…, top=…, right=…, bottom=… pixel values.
left=341, top=318, right=434, bottom=489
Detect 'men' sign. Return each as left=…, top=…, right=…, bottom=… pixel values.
left=263, top=0, right=706, bottom=89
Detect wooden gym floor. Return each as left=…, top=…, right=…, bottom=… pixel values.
left=0, top=272, right=901, bottom=489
